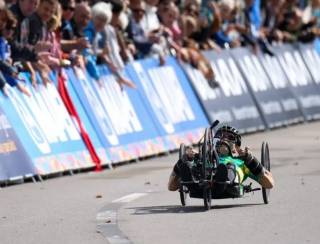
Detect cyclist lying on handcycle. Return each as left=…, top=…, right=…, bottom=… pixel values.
left=168, top=125, right=274, bottom=195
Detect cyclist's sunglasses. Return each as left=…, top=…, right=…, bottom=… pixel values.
left=215, top=131, right=236, bottom=142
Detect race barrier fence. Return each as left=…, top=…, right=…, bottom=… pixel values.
left=274, top=44, right=320, bottom=120
left=1, top=42, right=320, bottom=182
left=187, top=49, right=266, bottom=133
left=0, top=106, right=35, bottom=181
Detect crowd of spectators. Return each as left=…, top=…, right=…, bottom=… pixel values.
left=0, top=0, right=320, bottom=95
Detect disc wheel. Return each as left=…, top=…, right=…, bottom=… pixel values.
left=261, top=142, right=271, bottom=204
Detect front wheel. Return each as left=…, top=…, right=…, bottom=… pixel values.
left=261, top=142, right=271, bottom=204
left=203, top=187, right=212, bottom=210
left=179, top=143, right=186, bottom=161
left=179, top=185, right=188, bottom=206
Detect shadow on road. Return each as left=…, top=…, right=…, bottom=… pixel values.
left=212, top=203, right=264, bottom=209
left=128, top=203, right=263, bottom=215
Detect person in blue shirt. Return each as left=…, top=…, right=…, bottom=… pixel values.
left=237, top=0, right=274, bottom=55
left=0, top=8, right=30, bottom=96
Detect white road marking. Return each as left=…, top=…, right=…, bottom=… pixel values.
left=112, top=193, right=147, bottom=203
left=96, top=192, right=149, bottom=243
left=96, top=210, right=117, bottom=221
left=107, top=235, right=131, bottom=244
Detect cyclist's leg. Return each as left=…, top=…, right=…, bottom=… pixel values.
left=168, top=147, right=196, bottom=191
left=226, top=163, right=236, bottom=183
left=214, top=163, right=237, bottom=195
left=215, top=163, right=236, bottom=183
left=168, top=162, right=181, bottom=191
left=258, top=169, right=274, bottom=189
left=168, top=171, right=180, bottom=191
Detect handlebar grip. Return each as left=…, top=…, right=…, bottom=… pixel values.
left=210, top=120, right=219, bottom=129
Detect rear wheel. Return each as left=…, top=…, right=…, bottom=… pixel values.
left=179, top=185, right=188, bottom=206
left=261, top=142, right=271, bottom=204
left=201, top=128, right=213, bottom=181
left=179, top=143, right=186, bottom=161
left=203, top=187, right=212, bottom=210
left=202, top=129, right=213, bottom=210
left=179, top=144, right=188, bottom=206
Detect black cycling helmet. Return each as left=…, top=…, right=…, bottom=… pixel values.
left=214, top=125, right=241, bottom=147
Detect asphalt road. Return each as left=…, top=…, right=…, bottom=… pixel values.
left=1, top=122, right=320, bottom=244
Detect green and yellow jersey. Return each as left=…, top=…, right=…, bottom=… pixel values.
left=219, top=156, right=259, bottom=184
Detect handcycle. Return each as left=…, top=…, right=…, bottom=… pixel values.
left=178, top=120, right=271, bottom=210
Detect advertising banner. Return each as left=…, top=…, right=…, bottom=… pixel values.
left=314, top=38, right=320, bottom=54
left=0, top=78, right=90, bottom=175
left=59, top=70, right=110, bottom=167
left=298, top=43, right=320, bottom=87
left=201, top=50, right=265, bottom=133
left=66, top=67, right=164, bottom=162
left=232, top=48, right=304, bottom=127
left=0, top=106, right=35, bottom=181
left=274, top=44, right=320, bottom=120
left=126, top=57, right=208, bottom=149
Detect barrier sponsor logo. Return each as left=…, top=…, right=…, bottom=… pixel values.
left=260, top=55, right=288, bottom=89
left=278, top=51, right=312, bottom=87
left=259, top=53, right=303, bottom=123
left=73, top=68, right=119, bottom=146
left=147, top=66, right=195, bottom=124
left=232, top=48, right=288, bottom=128
left=299, top=44, right=320, bottom=85
left=131, top=62, right=177, bottom=134
left=67, top=67, right=163, bottom=161
left=197, top=50, right=264, bottom=132
left=183, top=64, right=234, bottom=123
left=260, top=55, right=303, bottom=119
left=212, top=57, right=248, bottom=96
left=0, top=79, right=89, bottom=174
left=237, top=55, right=271, bottom=93
left=10, top=84, right=82, bottom=153
left=274, top=44, right=320, bottom=120
left=126, top=57, right=208, bottom=150
left=61, top=69, right=110, bottom=166
left=95, top=71, right=143, bottom=136
left=8, top=87, right=51, bottom=154
left=127, top=57, right=208, bottom=147
left=0, top=105, right=35, bottom=181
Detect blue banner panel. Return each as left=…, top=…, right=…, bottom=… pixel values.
left=258, top=53, right=305, bottom=125
left=314, top=38, right=320, bottom=54
left=60, top=70, right=110, bottom=166
left=66, top=67, right=165, bottom=162
left=126, top=56, right=208, bottom=149
left=0, top=106, right=35, bottom=181
left=298, top=43, right=320, bottom=88
left=0, top=80, right=90, bottom=175
left=200, top=50, right=265, bottom=133
left=274, top=44, right=320, bottom=120
left=231, top=48, right=304, bottom=128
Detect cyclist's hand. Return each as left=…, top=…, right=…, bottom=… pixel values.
left=185, top=146, right=195, bottom=160
left=235, top=146, right=250, bottom=157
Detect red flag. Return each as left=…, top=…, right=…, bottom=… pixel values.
left=57, top=72, right=102, bottom=171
